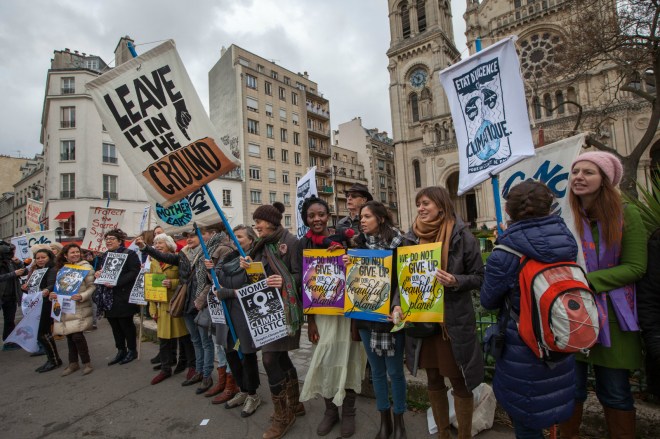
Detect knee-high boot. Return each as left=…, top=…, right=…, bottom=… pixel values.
left=604, top=406, right=635, bottom=439
left=559, top=401, right=583, bottom=439
left=263, top=380, right=295, bottom=439
left=453, top=394, right=473, bottom=439
left=286, top=368, right=305, bottom=417
left=38, top=334, right=62, bottom=373
left=341, top=390, right=357, bottom=438
left=428, top=389, right=451, bottom=439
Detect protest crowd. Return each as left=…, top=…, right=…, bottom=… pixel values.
left=1, top=150, right=658, bottom=439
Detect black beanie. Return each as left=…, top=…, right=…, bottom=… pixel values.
left=253, top=202, right=285, bottom=227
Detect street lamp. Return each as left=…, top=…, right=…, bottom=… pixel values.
left=55, top=227, right=63, bottom=243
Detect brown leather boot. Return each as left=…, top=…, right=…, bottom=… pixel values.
left=286, top=370, right=306, bottom=417
left=205, top=366, right=227, bottom=397
left=340, top=390, right=357, bottom=438
left=263, top=382, right=295, bottom=439
left=559, top=401, right=583, bottom=439
left=428, top=389, right=451, bottom=439
left=317, top=398, right=339, bottom=436
left=392, top=412, right=407, bottom=439
left=453, top=395, right=473, bottom=439
left=212, top=373, right=239, bottom=404
left=375, top=409, right=392, bottom=439
left=604, top=406, right=635, bottom=439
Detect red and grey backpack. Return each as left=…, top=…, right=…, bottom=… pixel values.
left=495, top=244, right=599, bottom=361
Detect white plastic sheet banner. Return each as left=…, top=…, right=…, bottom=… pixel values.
left=439, top=36, right=535, bottom=195
left=295, top=167, right=318, bottom=238
left=499, top=133, right=587, bottom=267
left=86, top=40, right=240, bottom=207
left=6, top=295, right=43, bottom=353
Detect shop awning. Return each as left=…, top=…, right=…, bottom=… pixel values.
left=54, top=211, right=74, bottom=221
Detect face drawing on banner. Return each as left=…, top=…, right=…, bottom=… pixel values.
left=52, top=300, right=61, bottom=317
left=58, top=271, right=84, bottom=294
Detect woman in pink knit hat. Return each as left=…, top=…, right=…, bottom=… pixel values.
left=561, top=151, right=647, bottom=438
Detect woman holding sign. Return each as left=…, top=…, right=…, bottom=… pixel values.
left=240, top=202, right=303, bottom=439
left=24, top=248, right=60, bottom=372
left=299, top=196, right=366, bottom=438
left=562, top=152, right=647, bottom=438
left=51, top=244, right=96, bottom=376
left=403, top=187, right=484, bottom=439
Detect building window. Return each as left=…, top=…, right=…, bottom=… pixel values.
left=295, top=174, right=301, bottom=184
left=60, top=140, right=75, bottom=161
left=257, top=64, right=265, bottom=73
left=222, top=189, right=232, bottom=207
left=271, top=71, right=278, bottom=80
left=250, top=190, right=261, bottom=204
left=267, top=124, right=274, bottom=139
left=282, top=149, right=289, bottom=163
left=269, top=169, right=277, bottom=183
left=291, top=92, right=298, bottom=105
left=248, top=143, right=260, bottom=157
left=246, top=74, right=257, bottom=89
left=102, top=142, right=117, bottom=163
left=410, top=93, right=419, bottom=122
left=380, top=175, right=386, bottom=187
left=284, top=76, right=291, bottom=85
left=543, top=93, right=553, bottom=116
left=293, top=132, right=300, bottom=145
left=532, top=96, right=542, bottom=119
left=294, top=152, right=301, bottom=165
left=265, top=81, right=272, bottom=95
left=279, top=87, right=286, bottom=100
left=556, top=91, right=565, bottom=114
left=283, top=192, right=290, bottom=205
left=282, top=172, right=289, bottom=184
left=292, top=113, right=299, bottom=126
left=267, top=147, right=275, bottom=160
left=401, top=3, right=411, bottom=39
left=269, top=191, right=277, bottom=204
left=246, top=97, right=258, bottom=112
left=413, top=160, right=421, bottom=188
left=60, top=106, right=75, bottom=128
left=249, top=167, right=261, bottom=180
left=61, top=173, right=75, bottom=199
left=381, top=191, right=387, bottom=203
left=284, top=215, right=291, bottom=227
left=280, top=128, right=288, bottom=142
left=266, top=103, right=273, bottom=117
left=247, top=119, right=259, bottom=134
left=280, top=108, right=287, bottom=121
left=103, top=175, right=118, bottom=200
left=310, top=156, right=318, bottom=166
left=61, top=77, right=75, bottom=94
left=417, top=0, right=426, bottom=33
left=378, top=159, right=385, bottom=170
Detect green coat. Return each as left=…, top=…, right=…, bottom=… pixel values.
left=577, top=204, right=647, bottom=370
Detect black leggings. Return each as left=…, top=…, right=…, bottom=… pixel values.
left=107, top=317, right=137, bottom=351
left=2, top=299, right=16, bottom=340
left=227, top=350, right=260, bottom=394
left=262, top=351, right=296, bottom=393
left=67, top=332, right=90, bottom=364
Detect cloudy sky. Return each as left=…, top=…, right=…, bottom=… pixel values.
left=0, top=0, right=467, bottom=158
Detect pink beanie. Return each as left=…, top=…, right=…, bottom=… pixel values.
left=571, top=151, right=623, bottom=186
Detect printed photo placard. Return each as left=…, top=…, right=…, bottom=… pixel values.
left=54, top=264, right=90, bottom=296
left=302, top=249, right=346, bottom=315
left=344, top=249, right=392, bottom=322
left=397, top=242, right=444, bottom=323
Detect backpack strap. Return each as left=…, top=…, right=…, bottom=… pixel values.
left=493, top=244, right=523, bottom=258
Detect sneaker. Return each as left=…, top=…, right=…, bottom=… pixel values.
left=225, top=391, right=248, bottom=409
left=240, top=394, right=261, bottom=417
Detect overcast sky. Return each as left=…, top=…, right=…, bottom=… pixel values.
left=0, top=0, right=467, bottom=158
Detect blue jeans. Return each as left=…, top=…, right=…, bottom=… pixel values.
left=513, top=422, right=544, bottom=439
left=197, top=324, right=215, bottom=378
left=575, top=361, right=634, bottom=410
left=184, top=314, right=203, bottom=374
left=359, top=329, right=406, bottom=414
left=214, top=339, right=230, bottom=372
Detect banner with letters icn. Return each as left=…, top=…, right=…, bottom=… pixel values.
left=499, top=133, right=587, bottom=268
left=86, top=40, right=240, bottom=207
left=439, top=36, right=535, bottom=195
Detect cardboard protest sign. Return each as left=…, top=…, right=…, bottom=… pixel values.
left=246, top=262, right=267, bottom=284
left=54, top=264, right=90, bottom=296
left=81, top=207, right=125, bottom=252
left=397, top=242, right=444, bottom=323
left=11, top=236, right=30, bottom=260
left=208, top=290, right=226, bottom=324
left=24, top=230, right=57, bottom=248
left=439, top=36, right=534, bottom=195
left=25, top=268, right=48, bottom=294
left=26, top=198, right=43, bottom=232
left=302, top=249, right=346, bottom=315
left=499, top=133, right=587, bottom=268
left=86, top=40, right=239, bottom=207
left=236, top=279, right=288, bottom=348
left=344, top=249, right=393, bottom=322
left=94, top=252, right=129, bottom=286
left=144, top=273, right=168, bottom=302
left=6, top=294, right=42, bottom=352
left=295, top=167, right=318, bottom=238
left=129, top=268, right=148, bottom=305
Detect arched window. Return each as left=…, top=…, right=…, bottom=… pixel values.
left=567, top=87, right=577, bottom=113
left=556, top=91, right=565, bottom=114
left=413, top=160, right=422, bottom=188
left=543, top=93, right=553, bottom=116
left=417, top=0, right=426, bottom=33
left=434, top=123, right=442, bottom=143
left=401, top=2, right=411, bottom=39
left=532, top=96, right=542, bottom=119
left=410, top=93, right=419, bottom=122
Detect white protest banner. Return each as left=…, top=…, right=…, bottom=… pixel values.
left=24, top=230, right=57, bottom=248
left=499, top=133, right=587, bottom=267
left=54, top=264, right=91, bottom=296
left=11, top=236, right=30, bottom=260
left=21, top=291, right=41, bottom=316
left=236, top=279, right=287, bottom=348
left=81, top=206, right=125, bottom=252
left=25, top=268, right=49, bottom=295
left=208, top=291, right=226, bottom=324
left=439, top=36, right=535, bottom=195
left=6, top=294, right=43, bottom=352
left=86, top=40, right=240, bottom=207
left=129, top=268, right=148, bottom=305
left=26, top=198, right=43, bottom=232
left=94, top=252, right=129, bottom=286
left=139, top=205, right=150, bottom=233
left=295, top=167, right=318, bottom=238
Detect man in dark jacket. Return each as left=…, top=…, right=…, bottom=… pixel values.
left=337, top=183, right=372, bottom=234
left=0, top=242, right=26, bottom=350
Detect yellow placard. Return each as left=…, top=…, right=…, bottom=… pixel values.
left=397, top=242, right=444, bottom=323
left=144, top=273, right=168, bottom=302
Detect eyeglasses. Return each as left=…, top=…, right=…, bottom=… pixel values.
left=346, top=193, right=364, bottom=199
left=104, top=237, right=118, bottom=242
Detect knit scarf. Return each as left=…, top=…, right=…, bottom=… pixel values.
left=252, top=227, right=302, bottom=336
left=581, top=217, right=638, bottom=347
left=412, top=214, right=454, bottom=271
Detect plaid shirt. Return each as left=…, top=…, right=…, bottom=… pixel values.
left=370, top=330, right=396, bottom=357
left=365, top=227, right=405, bottom=250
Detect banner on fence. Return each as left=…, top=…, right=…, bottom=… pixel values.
left=397, top=242, right=444, bottom=323
left=81, top=207, right=125, bottom=252
left=236, top=279, right=287, bottom=348
left=344, top=249, right=393, bottom=322
left=94, top=252, right=128, bottom=286
left=302, top=249, right=346, bottom=315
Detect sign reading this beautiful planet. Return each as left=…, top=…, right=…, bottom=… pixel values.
left=344, top=249, right=392, bottom=322
left=397, top=242, right=444, bottom=323
left=302, top=249, right=346, bottom=315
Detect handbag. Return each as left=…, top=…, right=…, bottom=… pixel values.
left=194, top=305, right=212, bottom=329
left=405, top=322, right=441, bottom=338
left=168, top=283, right=187, bottom=318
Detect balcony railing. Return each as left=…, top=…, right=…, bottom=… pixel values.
left=60, top=190, right=75, bottom=199
left=321, top=186, right=333, bottom=194
left=61, top=87, right=75, bottom=95
left=60, top=120, right=76, bottom=128
left=103, top=156, right=118, bottom=164
left=103, top=191, right=118, bottom=200
left=306, top=104, right=330, bottom=119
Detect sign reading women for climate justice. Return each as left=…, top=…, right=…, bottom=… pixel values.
left=344, top=249, right=392, bottom=322
left=397, top=242, right=444, bottom=323
left=86, top=40, right=240, bottom=206
left=236, top=279, right=288, bottom=348
left=129, top=269, right=148, bottom=305
left=302, top=249, right=346, bottom=315
left=94, top=252, right=128, bottom=286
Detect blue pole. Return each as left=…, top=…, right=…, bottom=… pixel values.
left=203, top=185, right=247, bottom=258
left=475, top=37, right=504, bottom=235
left=127, top=41, right=138, bottom=58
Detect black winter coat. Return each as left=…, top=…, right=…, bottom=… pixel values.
left=0, top=260, right=21, bottom=302
left=99, top=249, right=141, bottom=318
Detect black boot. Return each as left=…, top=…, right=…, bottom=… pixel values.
left=392, top=412, right=407, bottom=439
left=38, top=334, right=62, bottom=373
left=375, top=408, right=392, bottom=439
left=150, top=353, right=161, bottom=364
left=108, top=349, right=127, bottom=366
left=119, top=349, right=137, bottom=364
